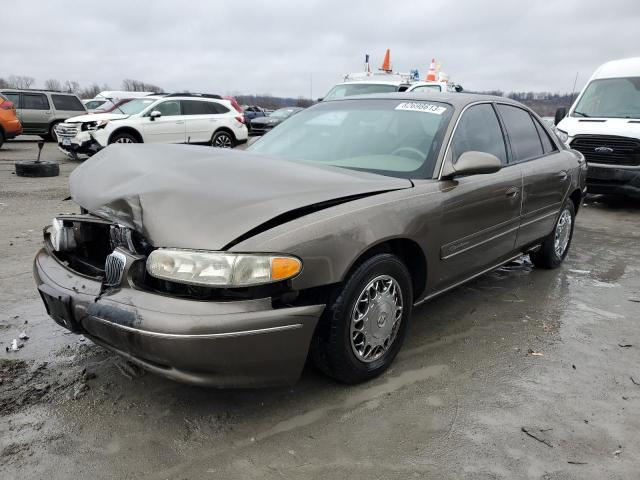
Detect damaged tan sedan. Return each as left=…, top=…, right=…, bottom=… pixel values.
left=34, top=93, right=586, bottom=387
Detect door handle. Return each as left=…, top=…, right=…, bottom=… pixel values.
left=505, top=186, right=520, bottom=198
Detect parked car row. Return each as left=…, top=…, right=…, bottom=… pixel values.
left=55, top=93, right=248, bottom=158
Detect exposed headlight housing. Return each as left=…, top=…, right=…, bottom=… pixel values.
left=146, top=249, right=302, bottom=287
left=554, top=127, right=570, bottom=145
left=50, top=218, right=76, bottom=252
left=85, top=120, right=110, bottom=131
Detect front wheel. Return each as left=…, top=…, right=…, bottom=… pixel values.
left=311, top=254, right=413, bottom=384
left=211, top=130, right=235, bottom=148
left=109, top=132, right=138, bottom=144
left=530, top=200, right=576, bottom=269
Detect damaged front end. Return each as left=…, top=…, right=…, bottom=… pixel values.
left=35, top=213, right=324, bottom=387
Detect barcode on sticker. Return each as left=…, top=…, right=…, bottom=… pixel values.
left=395, top=102, right=446, bottom=114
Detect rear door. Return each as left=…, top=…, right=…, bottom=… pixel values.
left=141, top=99, right=186, bottom=143
left=50, top=94, right=86, bottom=121
left=21, top=93, right=51, bottom=134
left=495, top=104, right=570, bottom=247
left=435, top=103, right=523, bottom=289
left=182, top=100, right=224, bottom=143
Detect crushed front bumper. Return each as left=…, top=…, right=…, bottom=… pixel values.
left=586, top=163, right=640, bottom=198
left=34, top=247, right=324, bottom=387
left=57, top=130, right=103, bottom=159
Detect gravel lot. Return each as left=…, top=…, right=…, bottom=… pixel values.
left=1, top=137, right=639, bottom=479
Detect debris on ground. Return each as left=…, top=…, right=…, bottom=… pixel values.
left=618, top=343, right=632, bottom=348
left=114, top=360, right=145, bottom=380
left=612, top=446, right=623, bottom=457
left=18, top=330, right=29, bottom=341
left=72, top=382, right=90, bottom=400
left=6, top=338, right=23, bottom=352
left=527, top=348, right=544, bottom=356
left=521, top=426, right=553, bottom=447
left=568, top=461, right=587, bottom=465
left=631, top=377, right=640, bottom=386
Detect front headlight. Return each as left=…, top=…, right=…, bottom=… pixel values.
left=554, top=127, right=570, bottom=145
left=146, top=249, right=302, bottom=287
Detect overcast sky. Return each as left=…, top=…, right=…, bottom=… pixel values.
left=4, top=0, right=639, bottom=98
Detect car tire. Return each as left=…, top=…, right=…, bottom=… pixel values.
left=530, top=200, right=576, bottom=269
left=211, top=130, right=235, bottom=149
left=311, top=253, right=413, bottom=384
left=48, top=122, right=60, bottom=142
left=15, top=161, right=60, bottom=177
left=109, top=132, right=139, bottom=144
left=0, top=130, right=4, bottom=149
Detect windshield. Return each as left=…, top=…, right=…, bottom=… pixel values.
left=84, top=100, right=107, bottom=110
left=324, top=83, right=400, bottom=100
left=270, top=108, right=298, bottom=119
left=248, top=99, right=452, bottom=179
left=118, top=98, right=158, bottom=115
left=572, top=77, right=640, bottom=118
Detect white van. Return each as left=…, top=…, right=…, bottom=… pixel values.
left=555, top=57, right=640, bottom=198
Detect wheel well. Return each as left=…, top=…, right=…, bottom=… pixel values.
left=48, top=120, right=61, bottom=132
left=213, top=127, right=236, bottom=141
left=345, top=238, right=427, bottom=301
left=109, top=127, right=143, bottom=144
left=569, top=188, right=582, bottom=214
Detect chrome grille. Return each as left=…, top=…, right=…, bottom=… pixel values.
left=104, top=251, right=126, bottom=286
left=55, top=123, right=80, bottom=139
left=570, top=135, right=640, bottom=166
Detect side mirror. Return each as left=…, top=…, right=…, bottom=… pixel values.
left=149, top=110, right=162, bottom=121
left=317, top=97, right=324, bottom=102
left=554, top=107, right=567, bottom=126
left=454, top=84, right=464, bottom=93
left=445, top=151, right=502, bottom=178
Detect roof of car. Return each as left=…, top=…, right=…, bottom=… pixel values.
left=0, top=88, right=78, bottom=95
left=323, top=92, right=520, bottom=108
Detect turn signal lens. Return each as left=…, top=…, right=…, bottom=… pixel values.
left=271, top=257, right=302, bottom=281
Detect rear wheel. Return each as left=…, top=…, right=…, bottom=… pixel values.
left=109, top=132, right=138, bottom=144
left=211, top=130, right=235, bottom=148
left=311, top=254, right=412, bottom=384
left=0, top=130, right=4, bottom=148
left=530, top=201, right=575, bottom=269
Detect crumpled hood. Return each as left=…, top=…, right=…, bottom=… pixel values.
left=64, top=112, right=129, bottom=124
left=69, top=144, right=412, bottom=250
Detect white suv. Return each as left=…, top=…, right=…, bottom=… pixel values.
left=56, top=93, right=248, bottom=157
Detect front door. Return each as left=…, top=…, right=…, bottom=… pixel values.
left=141, top=100, right=186, bottom=143
left=435, top=103, right=523, bottom=290
left=181, top=99, right=221, bottom=143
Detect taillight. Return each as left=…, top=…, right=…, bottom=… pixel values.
left=235, top=115, right=245, bottom=124
left=0, top=100, right=14, bottom=110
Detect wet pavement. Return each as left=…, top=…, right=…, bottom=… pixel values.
left=1, top=138, right=639, bottom=479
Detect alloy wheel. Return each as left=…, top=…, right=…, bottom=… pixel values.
left=554, top=208, right=572, bottom=257
left=213, top=133, right=233, bottom=148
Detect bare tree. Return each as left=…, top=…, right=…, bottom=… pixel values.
left=78, top=83, right=103, bottom=99
left=7, top=75, right=35, bottom=89
left=63, top=80, right=81, bottom=94
left=44, top=78, right=62, bottom=91
left=0, top=78, right=9, bottom=88
left=122, top=78, right=163, bottom=93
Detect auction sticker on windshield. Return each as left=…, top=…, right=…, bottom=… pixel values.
left=395, top=102, right=447, bottom=114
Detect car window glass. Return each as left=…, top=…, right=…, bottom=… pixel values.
left=52, top=95, right=85, bottom=111
left=497, top=104, right=543, bottom=162
left=214, top=103, right=230, bottom=114
left=4, top=93, right=20, bottom=108
left=411, top=85, right=442, bottom=92
left=22, top=93, right=50, bottom=110
left=451, top=104, right=507, bottom=164
left=532, top=117, right=556, bottom=154
left=154, top=100, right=181, bottom=116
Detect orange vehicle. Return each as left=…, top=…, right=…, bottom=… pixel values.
left=0, top=92, right=22, bottom=148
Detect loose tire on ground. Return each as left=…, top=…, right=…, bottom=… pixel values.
left=310, top=253, right=413, bottom=384
left=211, top=130, right=235, bottom=148
left=15, top=161, right=60, bottom=177
left=530, top=200, right=576, bottom=269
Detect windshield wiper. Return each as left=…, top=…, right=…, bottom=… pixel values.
left=573, top=110, right=590, bottom=117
